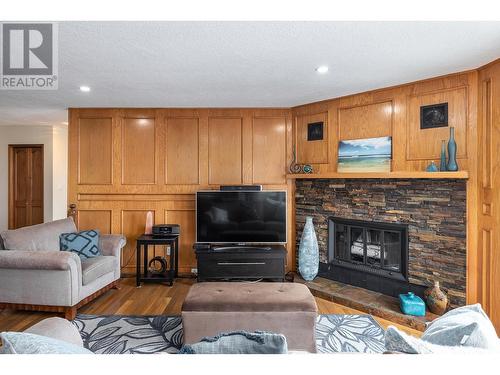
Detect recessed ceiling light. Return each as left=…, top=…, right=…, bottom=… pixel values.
left=79, top=85, right=91, bottom=92
left=316, top=66, right=329, bottom=74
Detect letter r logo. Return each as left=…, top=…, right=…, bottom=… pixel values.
left=2, top=23, right=53, bottom=75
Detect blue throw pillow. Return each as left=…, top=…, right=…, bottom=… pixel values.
left=179, top=331, right=288, bottom=354
left=0, top=332, right=93, bottom=354
left=60, top=230, right=101, bottom=260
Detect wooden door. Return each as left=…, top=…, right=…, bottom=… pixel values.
left=477, top=60, right=500, bottom=333
left=8, top=145, right=44, bottom=229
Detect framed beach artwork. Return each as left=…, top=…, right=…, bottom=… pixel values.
left=337, top=136, right=392, bottom=172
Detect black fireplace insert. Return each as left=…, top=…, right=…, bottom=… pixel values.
left=320, top=217, right=425, bottom=298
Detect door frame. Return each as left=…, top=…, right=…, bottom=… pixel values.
left=8, top=144, right=44, bottom=229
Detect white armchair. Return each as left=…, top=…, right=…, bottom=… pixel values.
left=0, top=218, right=126, bottom=319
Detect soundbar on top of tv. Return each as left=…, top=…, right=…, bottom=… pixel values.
left=220, top=185, right=262, bottom=191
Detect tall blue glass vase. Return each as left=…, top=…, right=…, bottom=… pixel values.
left=298, top=216, right=319, bottom=281
left=446, top=127, right=458, bottom=171
left=440, top=140, right=447, bottom=171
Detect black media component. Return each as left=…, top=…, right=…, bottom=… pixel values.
left=220, top=185, right=262, bottom=191
left=196, top=191, right=287, bottom=244
left=195, top=245, right=286, bottom=282
left=152, top=224, right=180, bottom=236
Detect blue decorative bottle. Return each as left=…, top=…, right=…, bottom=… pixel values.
left=298, top=216, right=319, bottom=281
left=440, top=140, right=447, bottom=171
left=399, top=292, right=426, bottom=317
left=446, top=127, right=458, bottom=171
left=426, top=161, right=438, bottom=172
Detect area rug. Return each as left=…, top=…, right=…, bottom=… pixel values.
left=72, top=314, right=385, bottom=354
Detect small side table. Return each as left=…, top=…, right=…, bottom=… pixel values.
left=136, top=234, right=179, bottom=287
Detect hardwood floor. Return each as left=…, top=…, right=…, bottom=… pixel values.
left=0, top=277, right=421, bottom=337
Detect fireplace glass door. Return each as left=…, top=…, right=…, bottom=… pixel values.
left=328, top=217, right=408, bottom=281
left=349, top=226, right=364, bottom=263
left=383, top=231, right=401, bottom=272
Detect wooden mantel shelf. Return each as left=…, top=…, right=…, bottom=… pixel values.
left=286, top=171, right=469, bottom=180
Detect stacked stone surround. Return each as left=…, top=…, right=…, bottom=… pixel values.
left=295, top=179, right=467, bottom=307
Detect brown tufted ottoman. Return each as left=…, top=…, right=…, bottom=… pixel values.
left=181, top=282, right=318, bottom=352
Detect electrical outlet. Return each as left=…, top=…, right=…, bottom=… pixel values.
left=166, top=247, right=171, bottom=256
left=191, top=268, right=198, bottom=275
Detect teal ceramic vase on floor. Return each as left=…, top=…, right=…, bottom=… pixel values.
left=298, top=216, right=319, bottom=281
left=447, top=127, right=458, bottom=171
left=399, top=292, right=426, bottom=317
left=440, top=140, right=447, bottom=171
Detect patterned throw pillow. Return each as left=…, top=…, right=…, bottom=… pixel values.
left=60, top=230, right=101, bottom=260
left=179, top=331, right=288, bottom=354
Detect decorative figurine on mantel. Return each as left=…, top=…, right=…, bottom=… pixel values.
left=399, top=292, right=426, bottom=316
left=289, top=148, right=303, bottom=174
left=425, top=161, right=438, bottom=172
left=289, top=146, right=314, bottom=174
left=302, top=164, right=313, bottom=174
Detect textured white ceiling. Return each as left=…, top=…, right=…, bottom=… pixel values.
left=1, top=21, right=500, bottom=126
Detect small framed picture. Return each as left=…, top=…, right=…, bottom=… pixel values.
left=307, top=121, right=324, bottom=141
left=420, top=103, right=448, bottom=129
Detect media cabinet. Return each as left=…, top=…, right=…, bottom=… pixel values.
left=194, top=245, right=286, bottom=282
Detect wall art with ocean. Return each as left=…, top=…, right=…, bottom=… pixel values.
left=337, top=136, right=392, bottom=172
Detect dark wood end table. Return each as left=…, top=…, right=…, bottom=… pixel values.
left=136, top=234, right=179, bottom=287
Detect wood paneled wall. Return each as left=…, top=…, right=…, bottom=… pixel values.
left=292, top=72, right=480, bottom=307
left=292, top=71, right=477, bottom=174
left=69, top=108, right=293, bottom=274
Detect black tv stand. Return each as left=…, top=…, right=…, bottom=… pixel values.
left=211, top=245, right=272, bottom=252
left=194, top=244, right=286, bottom=282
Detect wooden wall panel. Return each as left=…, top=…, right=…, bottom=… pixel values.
left=338, top=101, right=392, bottom=141
left=407, top=87, right=468, bottom=160
left=166, top=118, right=199, bottom=185
left=121, top=210, right=152, bottom=269
left=252, top=117, right=286, bottom=184
left=296, top=112, right=328, bottom=164
left=208, top=117, right=242, bottom=185
left=78, top=210, right=112, bottom=234
left=165, top=209, right=196, bottom=273
left=122, top=117, right=156, bottom=184
left=78, top=118, right=113, bottom=184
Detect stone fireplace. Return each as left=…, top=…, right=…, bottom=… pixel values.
left=295, top=178, right=467, bottom=308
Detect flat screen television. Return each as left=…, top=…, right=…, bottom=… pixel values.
left=196, top=191, right=287, bottom=244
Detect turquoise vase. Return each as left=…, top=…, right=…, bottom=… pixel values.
left=399, top=292, right=426, bottom=317
left=298, top=216, right=319, bottom=281
left=446, top=127, right=458, bottom=171
left=439, top=140, right=447, bottom=171
left=426, top=161, right=438, bottom=172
